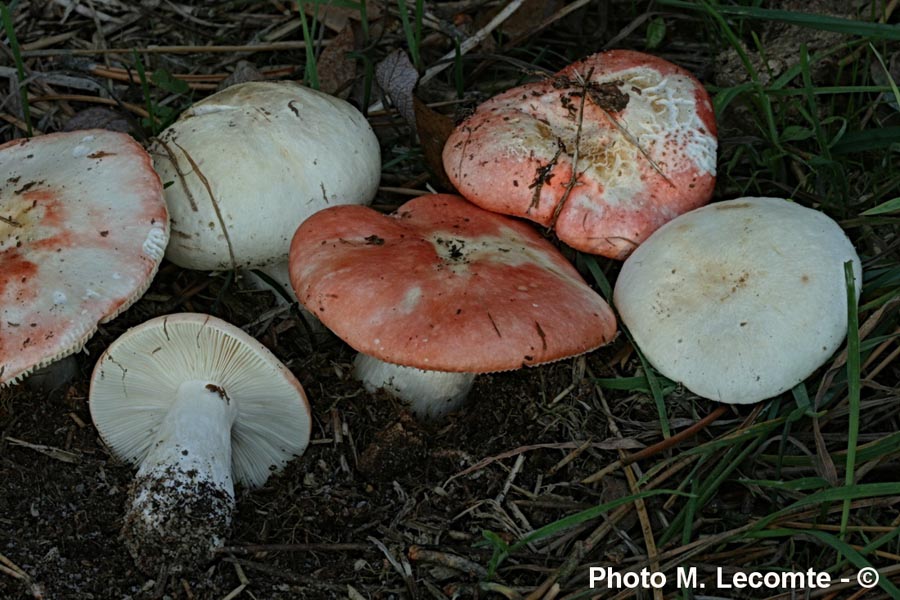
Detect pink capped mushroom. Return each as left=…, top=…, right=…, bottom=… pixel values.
left=0, top=130, right=168, bottom=385
left=289, top=193, right=617, bottom=418
left=443, top=49, right=717, bottom=259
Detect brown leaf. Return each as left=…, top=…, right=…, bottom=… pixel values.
left=376, top=49, right=454, bottom=190
left=601, top=475, right=637, bottom=530
left=414, top=96, right=455, bottom=192
left=475, top=0, right=561, bottom=41
left=62, top=107, right=133, bottom=134
left=375, top=49, right=418, bottom=127
left=595, top=437, right=645, bottom=451
left=217, top=61, right=265, bottom=91
left=303, top=0, right=383, bottom=33
left=317, top=24, right=357, bottom=98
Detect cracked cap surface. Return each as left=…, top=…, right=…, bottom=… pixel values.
left=443, top=49, right=717, bottom=259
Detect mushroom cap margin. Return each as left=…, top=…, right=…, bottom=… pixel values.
left=89, top=313, right=312, bottom=488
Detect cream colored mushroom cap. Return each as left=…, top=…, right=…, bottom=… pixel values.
left=152, top=81, right=381, bottom=271
left=90, top=313, right=311, bottom=488
left=613, top=197, right=862, bottom=404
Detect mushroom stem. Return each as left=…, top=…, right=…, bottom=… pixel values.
left=243, top=262, right=327, bottom=334
left=243, top=261, right=297, bottom=305
left=353, top=353, right=475, bottom=420
left=123, top=380, right=237, bottom=573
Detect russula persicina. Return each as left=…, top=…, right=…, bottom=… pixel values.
left=0, top=129, right=168, bottom=386
left=613, top=197, right=862, bottom=404
left=443, top=49, right=717, bottom=259
left=289, top=193, right=617, bottom=419
left=89, top=313, right=311, bottom=573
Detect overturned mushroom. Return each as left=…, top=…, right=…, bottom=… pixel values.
left=289, top=194, right=617, bottom=418
left=443, top=49, right=717, bottom=259
left=89, top=313, right=311, bottom=573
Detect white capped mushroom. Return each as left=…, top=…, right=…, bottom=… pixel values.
left=613, top=197, right=862, bottom=404
left=151, top=81, right=381, bottom=304
left=89, top=313, right=311, bottom=573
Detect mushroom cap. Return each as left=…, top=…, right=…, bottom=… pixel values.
left=89, top=313, right=311, bottom=488
left=613, top=197, right=862, bottom=404
left=289, top=194, right=617, bottom=372
left=0, top=130, right=168, bottom=386
left=152, top=81, right=381, bottom=271
left=443, top=49, right=717, bottom=259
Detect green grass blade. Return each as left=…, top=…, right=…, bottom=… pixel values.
left=870, top=43, right=900, bottom=111
left=737, top=477, right=830, bottom=491
left=749, top=529, right=900, bottom=597
left=131, top=50, right=158, bottom=134
left=396, top=0, right=421, bottom=71
left=840, top=261, right=861, bottom=541
left=861, top=197, right=900, bottom=216
left=296, top=1, right=319, bottom=89
left=799, top=45, right=831, bottom=160
left=593, top=375, right=676, bottom=394
left=658, top=0, right=900, bottom=41
left=661, top=438, right=761, bottom=545
left=579, top=254, right=612, bottom=300
left=579, top=254, right=670, bottom=436
left=511, top=489, right=691, bottom=551
left=831, top=127, right=900, bottom=154
left=751, top=482, right=900, bottom=532
left=2, top=1, right=32, bottom=137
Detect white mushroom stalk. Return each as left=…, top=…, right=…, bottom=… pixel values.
left=90, top=313, right=311, bottom=573
left=353, top=354, right=476, bottom=419
left=125, top=381, right=238, bottom=571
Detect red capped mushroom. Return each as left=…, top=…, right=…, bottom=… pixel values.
left=0, top=130, right=168, bottom=385
left=289, top=193, right=617, bottom=418
left=443, top=49, right=717, bottom=259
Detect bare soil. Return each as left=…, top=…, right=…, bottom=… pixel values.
left=1, top=270, right=681, bottom=599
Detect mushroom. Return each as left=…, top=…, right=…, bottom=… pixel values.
left=443, top=49, right=717, bottom=259
left=0, top=129, right=168, bottom=386
left=288, top=194, right=617, bottom=419
left=613, top=197, right=862, bottom=404
left=89, top=313, right=311, bottom=573
left=151, top=81, right=381, bottom=301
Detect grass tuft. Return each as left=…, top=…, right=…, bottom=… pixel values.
left=1, top=1, right=32, bottom=137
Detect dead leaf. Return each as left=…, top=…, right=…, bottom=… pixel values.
left=595, top=437, right=645, bottom=450
left=317, top=24, right=357, bottom=98
left=303, top=0, right=383, bottom=33
left=217, top=61, right=265, bottom=91
left=475, top=0, right=561, bottom=42
left=601, top=475, right=637, bottom=529
left=414, top=96, right=455, bottom=191
left=376, top=49, right=454, bottom=189
left=375, top=48, right=418, bottom=127
left=62, top=106, right=133, bottom=133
